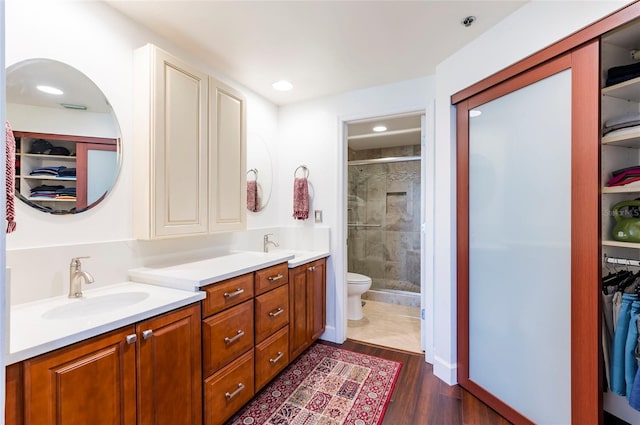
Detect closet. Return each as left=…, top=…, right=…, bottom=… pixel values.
left=454, top=2, right=640, bottom=424
left=601, top=21, right=640, bottom=424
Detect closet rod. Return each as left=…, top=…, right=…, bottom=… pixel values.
left=348, top=155, right=420, bottom=166
left=606, top=256, right=640, bottom=267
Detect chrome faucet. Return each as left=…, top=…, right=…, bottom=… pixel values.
left=263, top=233, right=279, bottom=253
left=69, top=256, right=95, bottom=298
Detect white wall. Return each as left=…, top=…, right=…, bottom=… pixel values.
left=5, top=0, right=281, bottom=251
left=277, top=76, right=435, bottom=343
left=432, top=0, right=632, bottom=385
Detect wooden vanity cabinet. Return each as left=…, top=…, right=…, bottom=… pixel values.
left=18, top=303, right=201, bottom=425
left=289, top=258, right=327, bottom=360
left=201, top=263, right=291, bottom=424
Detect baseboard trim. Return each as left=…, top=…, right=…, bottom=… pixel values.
left=318, top=325, right=338, bottom=343
left=433, top=355, right=458, bottom=385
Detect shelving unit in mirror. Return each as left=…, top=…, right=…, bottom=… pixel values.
left=13, top=131, right=118, bottom=214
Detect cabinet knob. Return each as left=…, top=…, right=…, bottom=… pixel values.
left=142, top=330, right=153, bottom=340
left=307, top=266, right=316, bottom=271
left=126, top=334, right=137, bottom=344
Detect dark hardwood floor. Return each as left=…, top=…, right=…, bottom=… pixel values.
left=320, top=339, right=512, bottom=425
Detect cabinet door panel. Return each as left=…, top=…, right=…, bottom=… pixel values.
left=209, top=77, right=246, bottom=232
left=23, top=328, right=136, bottom=425
left=6, top=363, right=23, bottom=425
left=309, top=259, right=327, bottom=341
left=137, top=304, right=202, bottom=425
left=289, top=265, right=309, bottom=360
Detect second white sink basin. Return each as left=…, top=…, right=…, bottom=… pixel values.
left=42, top=291, right=150, bottom=320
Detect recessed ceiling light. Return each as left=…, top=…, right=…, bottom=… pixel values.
left=272, top=80, right=293, bottom=91
left=372, top=125, right=387, bottom=132
left=469, top=110, right=482, bottom=118
left=36, top=85, right=63, bottom=95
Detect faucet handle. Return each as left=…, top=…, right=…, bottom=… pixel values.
left=71, top=256, right=90, bottom=266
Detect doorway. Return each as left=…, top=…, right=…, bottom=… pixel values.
left=344, top=112, right=426, bottom=354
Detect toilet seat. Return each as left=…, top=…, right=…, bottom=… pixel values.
left=347, top=272, right=371, bottom=284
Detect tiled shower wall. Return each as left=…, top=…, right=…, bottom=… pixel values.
left=347, top=145, right=421, bottom=293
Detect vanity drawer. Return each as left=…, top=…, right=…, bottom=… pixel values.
left=201, top=273, right=254, bottom=317
left=255, top=262, right=288, bottom=295
left=255, top=284, right=289, bottom=344
left=202, top=300, right=254, bottom=377
left=204, top=349, right=255, bottom=425
left=255, top=325, right=289, bottom=392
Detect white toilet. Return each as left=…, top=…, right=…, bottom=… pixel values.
left=347, top=272, right=372, bottom=320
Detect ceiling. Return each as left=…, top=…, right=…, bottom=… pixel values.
left=104, top=0, right=527, bottom=106
left=347, top=113, right=422, bottom=151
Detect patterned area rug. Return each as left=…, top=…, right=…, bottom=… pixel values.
left=228, top=343, right=402, bottom=425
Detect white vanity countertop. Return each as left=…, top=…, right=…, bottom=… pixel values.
left=7, top=282, right=205, bottom=365
left=128, top=251, right=296, bottom=291
left=273, top=249, right=331, bottom=268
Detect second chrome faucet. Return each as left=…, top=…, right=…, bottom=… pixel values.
left=263, top=233, right=279, bottom=253
left=69, top=256, right=95, bottom=298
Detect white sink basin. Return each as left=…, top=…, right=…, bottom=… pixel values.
left=42, top=291, right=150, bottom=320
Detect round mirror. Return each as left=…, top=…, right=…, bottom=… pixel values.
left=6, top=59, right=121, bottom=215
left=246, top=133, right=273, bottom=212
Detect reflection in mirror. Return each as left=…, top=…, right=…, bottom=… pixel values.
left=6, top=59, right=121, bottom=215
left=246, top=133, right=272, bottom=212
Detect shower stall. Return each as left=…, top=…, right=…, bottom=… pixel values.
left=347, top=145, right=421, bottom=307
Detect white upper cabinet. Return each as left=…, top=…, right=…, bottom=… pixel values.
left=134, top=44, right=246, bottom=239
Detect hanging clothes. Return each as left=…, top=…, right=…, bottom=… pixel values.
left=611, top=293, right=638, bottom=396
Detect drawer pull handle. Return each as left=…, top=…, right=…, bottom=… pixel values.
left=269, top=351, right=284, bottom=364
left=224, top=330, right=245, bottom=344
left=142, top=330, right=153, bottom=340
left=307, top=266, right=316, bottom=271
left=224, top=288, right=245, bottom=299
left=268, top=274, right=284, bottom=282
left=126, top=334, right=137, bottom=344
left=225, top=383, right=245, bottom=400
left=269, top=307, right=284, bottom=318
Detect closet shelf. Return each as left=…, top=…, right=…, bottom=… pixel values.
left=602, top=131, right=640, bottom=148
left=21, top=176, right=76, bottom=182
left=603, top=240, right=640, bottom=249
left=602, top=76, right=640, bottom=101
left=602, top=186, right=640, bottom=194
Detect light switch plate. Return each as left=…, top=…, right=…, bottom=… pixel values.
left=314, top=210, right=323, bottom=223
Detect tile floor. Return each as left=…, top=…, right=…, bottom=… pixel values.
left=347, top=299, right=422, bottom=354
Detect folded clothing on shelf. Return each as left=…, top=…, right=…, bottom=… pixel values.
left=607, top=166, right=640, bottom=186
left=29, top=166, right=76, bottom=177
left=30, top=184, right=76, bottom=199
left=603, top=112, right=640, bottom=136
left=606, top=62, right=640, bottom=87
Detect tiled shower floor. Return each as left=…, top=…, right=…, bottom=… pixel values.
left=346, top=299, right=422, bottom=354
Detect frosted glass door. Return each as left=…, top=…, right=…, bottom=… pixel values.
left=467, top=70, right=571, bottom=424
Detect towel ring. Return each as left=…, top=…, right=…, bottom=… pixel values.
left=246, top=168, right=258, bottom=181
left=294, top=165, right=309, bottom=179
